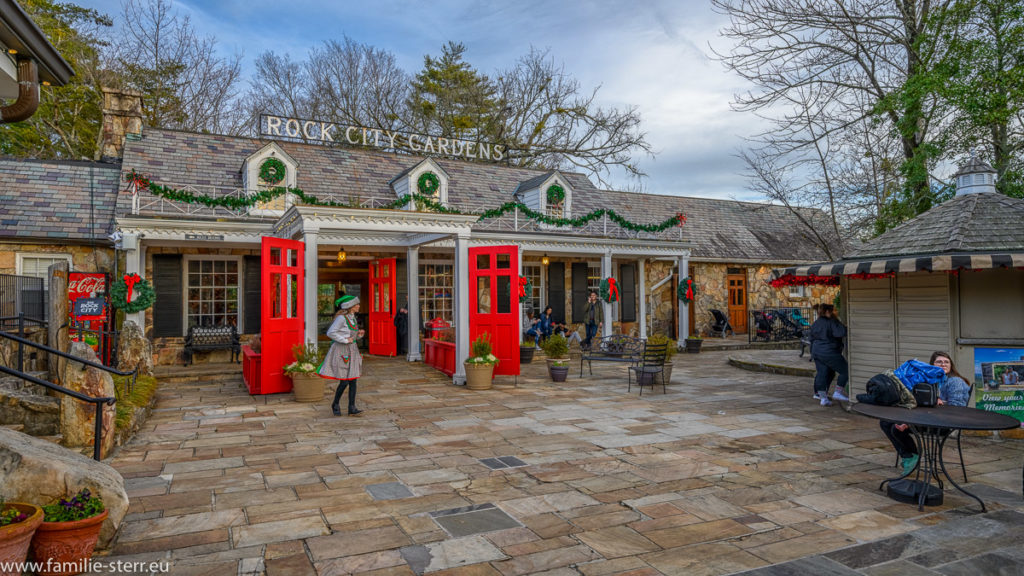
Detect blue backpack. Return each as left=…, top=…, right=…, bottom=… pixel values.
left=893, top=359, right=946, bottom=390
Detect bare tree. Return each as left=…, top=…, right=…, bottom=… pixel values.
left=493, top=48, right=653, bottom=187
left=712, top=0, right=963, bottom=231
left=110, top=0, right=244, bottom=134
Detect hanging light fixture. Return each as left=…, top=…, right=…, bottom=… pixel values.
left=542, top=254, right=550, bottom=266
left=337, top=248, right=347, bottom=263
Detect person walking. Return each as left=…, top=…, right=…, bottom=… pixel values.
left=809, top=303, right=849, bottom=407
left=880, top=351, right=971, bottom=474
left=582, top=291, right=603, bottom=349
left=394, top=306, right=409, bottom=357
left=319, top=295, right=364, bottom=416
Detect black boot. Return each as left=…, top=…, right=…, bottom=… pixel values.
left=348, top=407, right=363, bottom=416
left=331, top=404, right=342, bottom=416
left=347, top=379, right=360, bottom=415
left=331, top=381, right=350, bottom=416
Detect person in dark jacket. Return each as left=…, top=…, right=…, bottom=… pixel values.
left=394, top=306, right=409, bottom=356
left=809, top=303, right=849, bottom=406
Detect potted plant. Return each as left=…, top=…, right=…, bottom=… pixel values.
left=30, top=488, right=107, bottom=576
left=1, top=500, right=44, bottom=573
left=541, top=333, right=570, bottom=382
left=520, top=340, right=536, bottom=364
left=685, top=335, right=703, bottom=353
left=647, top=334, right=677, bottom=383
left=465, top=333, right=498, bottom=390
left=284, top=342, right=327, bottom=402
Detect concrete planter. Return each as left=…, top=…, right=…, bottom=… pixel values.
left=290, top=373, right=324, bottom=403
left=464, top=362, right=495, bottom=390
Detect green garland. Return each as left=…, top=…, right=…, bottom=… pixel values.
left=546, top=184, right=565, bottom=205
left=125, top=170, right=686, bottom=233
left=417, top=172, right=440, bottom=195
left=600, top=277, right=619, bottom=303
left=677, top=276, right=696, bottom=303
left=259, top=158, right=286, bottom=184
left=110, top=276, right=156, bottom=313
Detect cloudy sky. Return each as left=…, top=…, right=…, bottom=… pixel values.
left=75, top=0, right=767, bottom=201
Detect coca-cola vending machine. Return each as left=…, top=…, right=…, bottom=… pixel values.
left=68, top=272, right=112, bottom=364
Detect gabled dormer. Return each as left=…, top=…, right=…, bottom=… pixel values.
left=243, top=143, right=298, bottom=215
left=514, top=171, right=572, bottom=220
left=390, top=158, right=449, bottom=211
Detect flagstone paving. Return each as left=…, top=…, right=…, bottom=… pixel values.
left=95, top=350, right=1024, bottom=575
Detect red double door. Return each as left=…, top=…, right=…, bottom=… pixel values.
left=469, top=245, right=520, bottom=376
left=259, top=237, right=304, bottom=394
left=368, top=258, right=397, bottom=356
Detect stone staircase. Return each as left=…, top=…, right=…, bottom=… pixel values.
left=0, top=371, right=60, bottom=436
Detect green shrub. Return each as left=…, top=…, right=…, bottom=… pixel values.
left=541, top=333, right=569, bottom=359
left=647, top=333, right=676, bottom=361
left=113, top=374, right=159, bottom=433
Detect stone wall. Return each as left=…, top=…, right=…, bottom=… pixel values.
left=0, top=242, right=114, bottom=276
left=690, top=263, right=839, bottom=336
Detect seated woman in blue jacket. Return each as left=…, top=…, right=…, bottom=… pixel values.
left=880, top=351, right=972, bottom=474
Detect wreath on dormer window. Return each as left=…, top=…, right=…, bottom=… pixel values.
left=546, top=184, right=565, bottom=205
left=417, top=172, right=440, bottom=196
left=259, top=157, right=286, bottom=185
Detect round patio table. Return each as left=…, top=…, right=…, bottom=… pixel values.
left=852, top=403, right=1020, bottom=512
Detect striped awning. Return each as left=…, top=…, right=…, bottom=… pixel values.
left=772, top=252, right=1024, bottom=279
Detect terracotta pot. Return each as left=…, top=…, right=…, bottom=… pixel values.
left=0, top=503, right=44, bottom=576
left=519, top=346, right=535, bottom=364
left=290, top=373, right=325, bottom=402
left=464, top=362, right=495, bottom=390
left=29, top=508, right=108, bottom=576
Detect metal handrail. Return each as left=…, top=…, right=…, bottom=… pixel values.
left=0, top=364, right=114, bottom=461
left=0, top=330, right=139, bottom=394
left=0, top=313, right=48, bottom=372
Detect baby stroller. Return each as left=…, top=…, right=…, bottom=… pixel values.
left=751, top=311, right=772, bottom=341
left=709, top=309, right=734, bottom=338
left=777, top=310, right=804, bottom=340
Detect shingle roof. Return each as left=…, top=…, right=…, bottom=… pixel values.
left=118, top=128, right=831, bottom=263
left=0, top=157, right=120, bottom=241
left=847, top=193, right=1024, bottom=258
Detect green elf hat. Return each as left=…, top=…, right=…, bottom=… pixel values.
left=335, top=295, right=360, bottom=309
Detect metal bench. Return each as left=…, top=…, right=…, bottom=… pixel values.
left=183, top=325, right=241, bottom=366
left=580, top=335, right=642, bottom=376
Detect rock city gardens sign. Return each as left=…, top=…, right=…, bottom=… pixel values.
left=260, top=114, right=507, bottom=162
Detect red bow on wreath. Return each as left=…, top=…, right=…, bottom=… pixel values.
left=607, top=277, right=619, bottom=301
left=124, top=170, right=151, bottom=191
left=676, top=212, right=687, bottom=227
left=685, top=278, right=694, bottom=301
left=518, top=276, right=528, bottom=299
left=124, top=273, right=142, bottom=302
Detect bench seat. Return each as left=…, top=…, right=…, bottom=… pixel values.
left=183, top=325, right=241, bottom=366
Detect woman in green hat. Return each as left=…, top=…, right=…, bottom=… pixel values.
left=319, top=295, right=364, bottom=415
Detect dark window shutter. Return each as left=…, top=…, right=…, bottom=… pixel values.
left=152, top=254, right=183, bottom=337
left=547, top=262, right=565, bottom=324
left=620, top=263, right=636, bottom=322
left=571, top=262, right=588, bottom=323
left=243, top=255, right=261, bottom=334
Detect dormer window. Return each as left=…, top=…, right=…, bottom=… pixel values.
left=546, top=184, right=566, bottom=219
left=244, top=143, right=298, bottom=215
left=392, top=159, right=449, bottom=211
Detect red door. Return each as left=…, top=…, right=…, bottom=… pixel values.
left=369, top=258, right=397, bottom=356
left=469, top=246, right=520, bottom=376
left=259, top=237, right=304, bottom=394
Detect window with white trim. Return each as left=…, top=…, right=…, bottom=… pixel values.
left=522, top=263, right=542, bottom=314
left=587, top=263, right=601, bottom=295
left=186, top=258, right=240, bottom=329
left=16, top=253, right=72, bottom=288
left=788, top=285, right=806, bottom=299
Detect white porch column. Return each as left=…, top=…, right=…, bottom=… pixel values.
left=638, top=258, right=647, bottom=338
left=678, top=254, right=689, bottom=344
left=302, top=227, right=319, bottom=345
left=601, top=251, right=612, bottom=337
left=123, top=233, right=145, bottom=329
left=406, top=246, right=421, bottom=361
left=453, top=232, right=470, bottom=385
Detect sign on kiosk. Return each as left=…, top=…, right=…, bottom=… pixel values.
left=68, top=272, right=110, bottom=359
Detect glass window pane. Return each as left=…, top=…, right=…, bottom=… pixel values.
left=477, top=277, right=491, bottom=314
left=288, top=274, right=298, bottom=318
left=476, top=254, right=490, bottom=270
left=270, top=248, right=281, bottom=266
left=289, top=249, right=299, bottom=267
left=496, top=254, right=510, bottom=269
left=497, top=275, right=511, bottom=314
left=271, top=273, right=282, bottom=318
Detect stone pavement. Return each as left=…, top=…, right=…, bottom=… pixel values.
left=97, top=350, right=1024, bottom=575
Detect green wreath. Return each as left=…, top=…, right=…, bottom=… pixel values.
left=259, top=157, right=286, bottom=184
left=518, top=277, right=533, bottom=304
left=677, top=276, right=696, bottom=304
left=417, top=172, right=440, bottom=195
left=600, top=277, right=620, bottom=303
left=546, top=184, right=565, bottom=205
left=110, top=275, right=156, bottom=314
